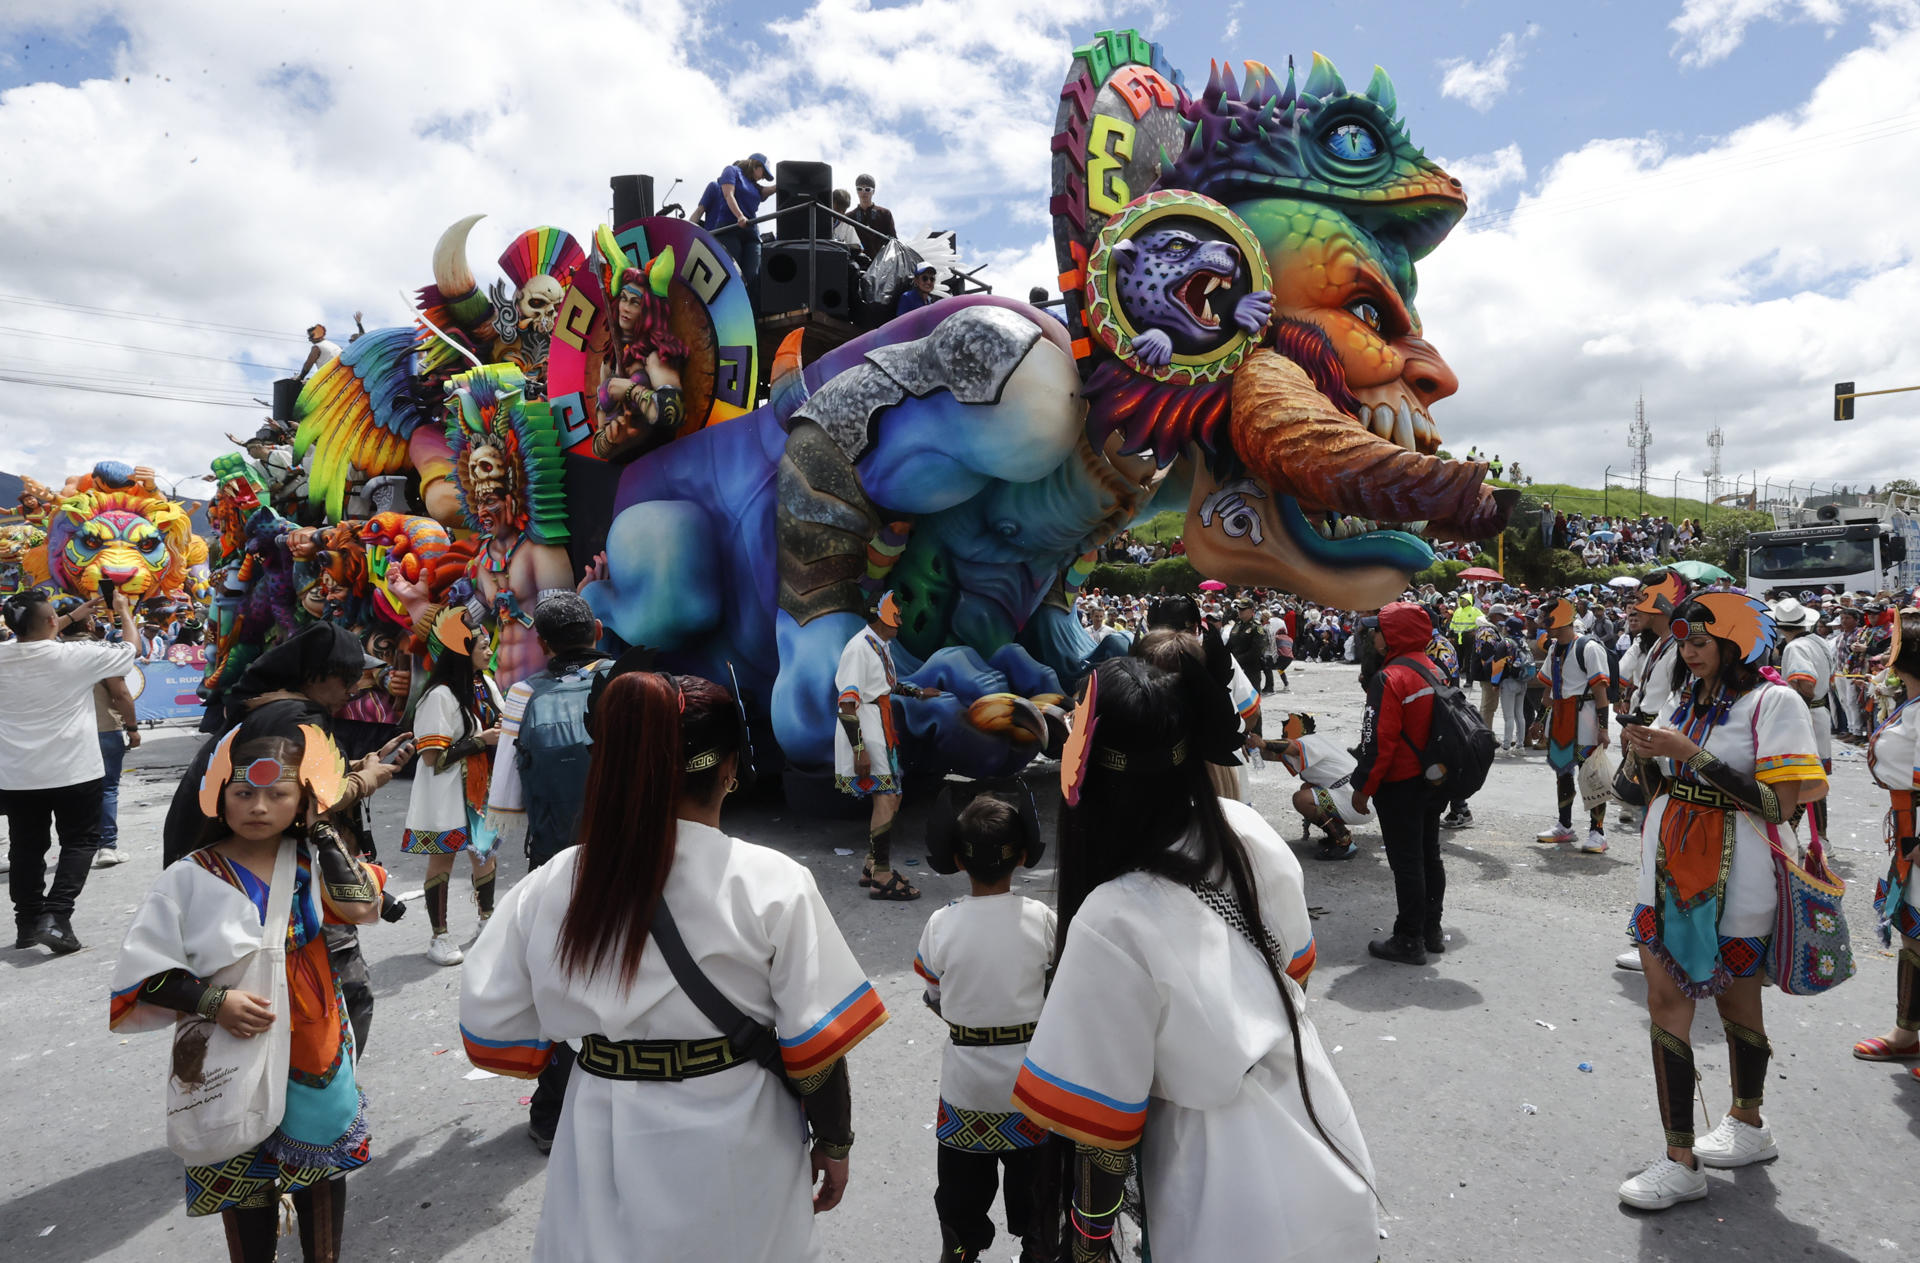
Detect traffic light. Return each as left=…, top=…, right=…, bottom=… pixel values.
left=1835, top=381, right=1855, bottom=421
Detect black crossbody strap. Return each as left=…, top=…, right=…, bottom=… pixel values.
left=648, top=900, right=791, bottom=1090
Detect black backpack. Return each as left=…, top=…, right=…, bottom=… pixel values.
left=1390, top=655, right=1498, bottom=800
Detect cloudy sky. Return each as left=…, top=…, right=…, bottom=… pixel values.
left=1, top=0, right=1916, bottom=501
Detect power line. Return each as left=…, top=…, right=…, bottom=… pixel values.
left=0, top=373, right=263, bottom=408
left=0, top=324, right=300, bottom=373
left=0, top=292, right=309, bottom=343
left=0, top=360, right=267, bottom=398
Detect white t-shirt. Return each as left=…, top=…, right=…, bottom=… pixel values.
left=0, top=638, right=138, bottom=790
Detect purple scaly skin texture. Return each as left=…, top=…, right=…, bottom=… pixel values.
left=1112, top=228, right=1273, bottom=367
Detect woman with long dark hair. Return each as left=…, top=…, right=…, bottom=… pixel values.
left=1857, top=608, right=1920, bottom=1071
left=1013, top=657, right=1378, bottom=1260
left=1616, top=593, right=1825, bottom=1209
left=400, top=612, right=502, bottom=965
left=458, top=672, right=887, bottom=1262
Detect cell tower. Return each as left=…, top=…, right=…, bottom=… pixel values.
left=1705, top=423, right=1725, bottom=500
left=1627, top=394, right=1651, bottom=493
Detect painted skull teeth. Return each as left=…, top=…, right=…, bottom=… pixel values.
left=1309, top=513, right=1428, bottom=541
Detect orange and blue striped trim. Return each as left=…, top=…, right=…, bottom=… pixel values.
left=460, top=1024, right=555, bottom=1079
left=912, top=953, right=940, bottom=984
left=414, top=733, right=453, bottom=753
left=1012, top=1058, right=1146, bottom=1150
left=779, top=981, right=888, bottom=1078
left=1755, top=753, right=1825, bottom=784
left=838, top=688, right=861, bottom=708
left=109, top=982, right=144, bottom=1030
left=1286, top=938, right=1317, bottom=986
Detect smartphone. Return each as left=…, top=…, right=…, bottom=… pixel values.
left=98, top=577, right=116, bottom=606
left=381, top=739, right=417, bottom=765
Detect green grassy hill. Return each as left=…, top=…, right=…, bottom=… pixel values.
left=1509, top=481, right=1752, bottom=525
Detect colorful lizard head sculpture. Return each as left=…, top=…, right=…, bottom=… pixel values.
left=1056, top=34, right=1513, bottom=609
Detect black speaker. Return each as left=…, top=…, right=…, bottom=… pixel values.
left=610, top=174, right=654, bottom=226
left=774, top=160, right=833, bottom=240
left=760, top=241, right=852, bottom=318
left=271, top=378, right=301, bottom=422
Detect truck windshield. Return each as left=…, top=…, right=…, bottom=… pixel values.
left=1749, top=536, right=1877, bottom=580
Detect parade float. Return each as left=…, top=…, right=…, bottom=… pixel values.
left=18, top=29, right=1508, bottom=794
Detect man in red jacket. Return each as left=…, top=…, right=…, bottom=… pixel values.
left=1352, top=600, right=1447, bottom=965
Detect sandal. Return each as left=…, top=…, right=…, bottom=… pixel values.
left=1851, top=1035, right=1920, bottom=1062
left=857, top=863, right=874, bottom=889
left=1313, top=840, right=1358, bottom=862
left=869, top=871, right=922, bottom=901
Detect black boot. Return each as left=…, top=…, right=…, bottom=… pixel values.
left=1367, top=934, right=1428, bottom=966
left=34, top=913, right=83, bottom=955
left=1425, top=926, right=1446, bottom=955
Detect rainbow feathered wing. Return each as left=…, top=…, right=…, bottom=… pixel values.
left=292, top=326, right=429, bottom=523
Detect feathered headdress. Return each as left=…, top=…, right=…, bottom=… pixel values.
left=1635, top=569, right=1689, bottom=617
left=498, top=226, right=585, bottom=292
left=1540, top=596, right=1575, bottom=632
left=442, top=364, right=570, bottom=546
left=197, top=722, right=349, bottom=817
left=1670, top=593, right=1776, bottom=665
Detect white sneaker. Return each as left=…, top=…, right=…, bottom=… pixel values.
left=1618, top=1155, right=1709, bottom=1210
left=426, top=933, right=465, bottom=966
left=1615, top=949, right=1644, bottom=971
left=1579, top=830, right=1608, bottom=854
left=1537, top=824, right=1576, bottom=844
left=91, top=848, right=127, bottom=868
left=1693, top=1115, right=1777, bottom=1169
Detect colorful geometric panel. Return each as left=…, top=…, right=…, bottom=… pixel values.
left=935, top=1099, right=1049, bottom=1152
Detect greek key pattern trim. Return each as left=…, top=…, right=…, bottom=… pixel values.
left=575, top=1032, right=747, bottom=1082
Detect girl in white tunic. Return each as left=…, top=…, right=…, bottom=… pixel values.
left=1015, top=657, right=1375, bottom=1262
left=110, top=723, right=388, bottom=1263
left=1855, top=608, right=1920, bottom=1072
left=402, top=610, right=503, bottom=965
left=460, top=671, right=887, bottom=1263
left=1617, top=593, right=1825, bottom=1211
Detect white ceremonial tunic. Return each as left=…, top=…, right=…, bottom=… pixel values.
left=1635, top=684, right=1824, bottom=940
left=460, top=822, right=888, bottom=1263
left=832, top=629, right=900, bottom=793
left=1015, top=800, right=1375, bottom=1262
left=1866, top=700, right=1920, bottom=928
left=402, top=683, right=490, bottom=855
left=914, top=893, right=1055, bottom=1146
left=1780, top=633, right=1836, bottom=766
left=1277, top=733, right=1366, bottom=826
left=1624, top=633, right=1681, bottom=722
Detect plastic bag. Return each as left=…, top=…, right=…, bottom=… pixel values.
left=859, top=239, right=924, bottom=314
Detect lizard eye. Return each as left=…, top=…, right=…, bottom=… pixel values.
left=1347, top=299, right=1383, bottom=332
left=1326, top=122, right=1380, bottom=162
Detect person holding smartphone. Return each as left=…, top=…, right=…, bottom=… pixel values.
left=0, top=588, right=143, bottom=953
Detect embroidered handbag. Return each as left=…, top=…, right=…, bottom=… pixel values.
left=165, top=838, right=296, bottom=1164
left=1760, top=821, right=1856, bottom=996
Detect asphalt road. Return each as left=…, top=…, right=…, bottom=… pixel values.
left=2, top=661, right=1915, bottom=1261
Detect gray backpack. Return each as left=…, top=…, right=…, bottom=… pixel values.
left=515, top=660, right=612, bottom=866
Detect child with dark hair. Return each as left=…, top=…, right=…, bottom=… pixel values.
left=111, top=724, right=388, bottom=1262
left=914, top=795, right=1056, bottom=1263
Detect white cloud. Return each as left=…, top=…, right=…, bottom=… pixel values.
left=1435, top=143, right=1528, bottom=200
left=1437, top=26, right=1537, bottom=113
left=1669, top=0, right=1858, bottom=67
left=1418, top=17, right=1920, bottom=487
left=0, top=0, right=1145, bottom=490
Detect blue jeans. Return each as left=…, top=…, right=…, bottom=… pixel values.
left=97, top=731, right=126, bottom=849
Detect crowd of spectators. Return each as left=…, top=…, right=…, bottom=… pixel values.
left=1533, top=501, right=1701, bottom=568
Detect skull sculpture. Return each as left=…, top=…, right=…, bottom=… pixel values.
left=467, top=443, right=508, bottom=503
left=517, top=275, right=564, bottom=334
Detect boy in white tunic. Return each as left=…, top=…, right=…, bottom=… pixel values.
left=1260, top=713, right=1364, bottom=861
left=916, top=794, right=1056, bottom=1262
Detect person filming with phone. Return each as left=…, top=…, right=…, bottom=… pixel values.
left=0, top=587, right=143, bottom=955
